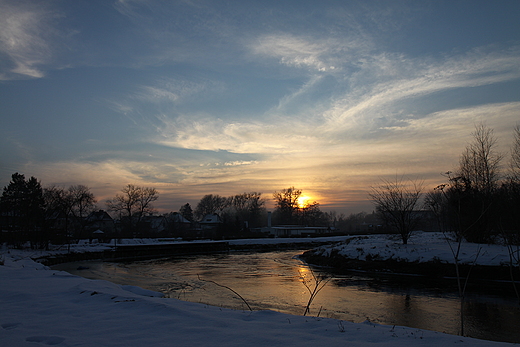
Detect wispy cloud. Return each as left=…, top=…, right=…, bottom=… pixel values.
left=320, top=46, right=520, bottom=136
left=223, top=160, right=258, bottom=167
left=153, top=43, right=520, bottom=159
left=251, top=34, right=333, bottom=72
left=0, top=1, right=66, bottom=79
left=249, top=33, right=371, bottom=73
left=137, top=78, right=226, bottom=104
left=155, top=113, right=324, bottom=155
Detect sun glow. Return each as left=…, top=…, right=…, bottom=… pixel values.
left=297, top=196, right=311, bottom=209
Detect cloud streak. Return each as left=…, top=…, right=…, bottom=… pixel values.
left=251, top=34, right=339, bottom=72
left=321, top=46, right=520, bottom=135
left=144, top=44, right=520, bottom=157
left=0, top=1, right=68, bottom=79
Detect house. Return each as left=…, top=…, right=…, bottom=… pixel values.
left=165, top=212, right=192, bottom=232
left=167, top=212, right=191, bottom=224
left=154, top=212, right=193, bottom=238
left=186, top=213, right=223, bottom=239
left=164, top=212, right=192, bottom=227
left=44, top=209, right=69, bottom=234
left=199, top=213, right=223, bottom=230
left=139, top=215, right=169, bottom=235
left=85, top=210, right=115, bottom=234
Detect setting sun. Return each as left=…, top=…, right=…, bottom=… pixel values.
left=297, top=196, right=311, bottom=209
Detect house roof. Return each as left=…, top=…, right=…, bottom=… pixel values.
left=167, top=212, right=191, bottom=224
left=200, top=213, right=222, bottom=224
left=85, top=210, right=113, bottom=222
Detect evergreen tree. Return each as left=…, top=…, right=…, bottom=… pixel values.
left=179, top=203, right=194, bottom=222
left=0, top=173, right=45, bottom=248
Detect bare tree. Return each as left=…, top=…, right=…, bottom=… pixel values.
left=197, top=275, right=252, bottom=312
left=44, top=184, right=96, bottom=241
left=299, top=201, right=325, bottom=226
left=273, top=187, right=302, bottom=225
left=43, top=185, right=71, bottom=212
left=68, top=185, right=96, bottom=221
left=299, top=267, right=330, bottom=316
left=510, top=123, right=520, bottom=182
left=194, top=194, right=228, bottom=220
left=369, top=177, right=424, bottom=244
left=501, top=124, right=520, bottom=301
left=426, top=181, right=483, bottom=335
left=459, top=123, right=502, bottom=194
left=228, top=192, right=266, bottom=228
left=106, top=184, right=158, bottom=234
left=454, top=123, right=503, bottom=242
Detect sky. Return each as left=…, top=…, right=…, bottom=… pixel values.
left=1, top=0, right=519, bottom=215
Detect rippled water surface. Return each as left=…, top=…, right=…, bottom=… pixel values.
left=53, top=250, right=520, bottom=343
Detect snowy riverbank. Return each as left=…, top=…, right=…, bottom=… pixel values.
left=1, top=233, right=518, bottom=346
left=19, top=231, right=515, bottom=267
left=0, top=251, right=513, bottom=346
left=300, top=232, right=520, bottom=290
left=303, top=232, right=513, bottom=266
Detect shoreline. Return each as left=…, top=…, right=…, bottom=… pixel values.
left=3, top=233, right=520, bottom=345
left=299, top=249, right=520, bottom=297
left=30, top=233, right=520, bottom=296
left=34, top=237, right=349, bottom=265
left=2, top=253, right=511, bottom=346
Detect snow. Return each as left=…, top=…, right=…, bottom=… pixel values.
left=309, top=231, right=514, bottom=266
left=46, top=232, right=513, bottom=267
left=0, top=232, right=516, bottom=346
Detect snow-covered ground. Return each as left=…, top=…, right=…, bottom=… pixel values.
left=26, top=235, right=354, bottom=255
left=23, top=231, right=516, bottom=267
left=0, top=253, right=512, bottom=346
left=307, top=231, right=514, bottom=266
left=0, top=232, right=517, bottom=346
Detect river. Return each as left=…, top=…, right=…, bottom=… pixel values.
left=52, top=249, right=520, bottom=343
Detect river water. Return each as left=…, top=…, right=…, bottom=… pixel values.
left=53, top=249, right=520, bottom=343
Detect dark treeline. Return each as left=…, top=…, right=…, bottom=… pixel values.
left=0, top=175, right=341, bottom=248
left=425, top=123, right=520, bottom=245
left=0, top=172, right=376, bottom=248
left=0, top=174, right=98, bottom=248
left=370, top=123, right=520, bottom=246
left=2, top=123, right=519, bottom=249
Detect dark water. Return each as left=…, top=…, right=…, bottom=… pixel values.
left=53, top=250, right=520, bottom=343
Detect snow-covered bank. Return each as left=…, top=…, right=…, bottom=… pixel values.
left=304, top=232, right=513, bottom=266
left=0, top=253, right=513, bottom=346
left=19, top=236, right=352, bottom=264
left=21, top=232, right=515, bottom=268
left=17, top=236, right=352, bottom=265
left=300, top=232, right=520, bottom=287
